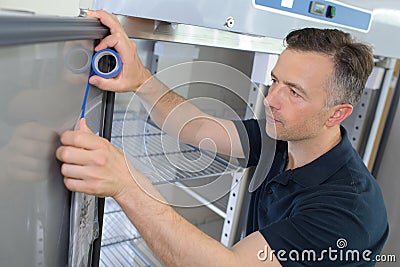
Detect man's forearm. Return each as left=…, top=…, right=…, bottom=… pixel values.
left=136, top=76, right=209, bottom=146
left=135, top=74, right=245, bottom=158
left=114, top=169, right=239, bottom=267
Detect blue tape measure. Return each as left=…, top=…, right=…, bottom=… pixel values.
left=80, top=48, right=121, bottom=118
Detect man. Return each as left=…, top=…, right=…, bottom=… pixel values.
left=56, top=10, right=388, bottom=266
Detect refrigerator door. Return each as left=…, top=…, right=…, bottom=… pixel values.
left=0, top=14, right=109, bottom=267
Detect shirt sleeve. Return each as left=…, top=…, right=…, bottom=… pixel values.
left=233, top=119, right=263, bottom=168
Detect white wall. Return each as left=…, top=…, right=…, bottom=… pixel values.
left=0, top=0, right=80, bottom=16
left=376, top=101, right=400, bottom=266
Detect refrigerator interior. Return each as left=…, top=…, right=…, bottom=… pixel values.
left=100, top=41, right=255, bottom=266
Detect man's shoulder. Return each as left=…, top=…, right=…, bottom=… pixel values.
left=326, top=145, right=376, bottom=190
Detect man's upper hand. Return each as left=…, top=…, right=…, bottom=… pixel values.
left=87, top=10, right=152, bottom=93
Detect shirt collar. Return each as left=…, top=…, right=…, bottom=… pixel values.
left=272, top=126, right=355, bottom=187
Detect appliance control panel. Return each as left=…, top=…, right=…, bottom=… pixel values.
left=253, top=0, right=372, bottom=32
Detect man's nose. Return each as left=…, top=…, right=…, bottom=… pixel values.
left=264, top=85, right=280, bottom=109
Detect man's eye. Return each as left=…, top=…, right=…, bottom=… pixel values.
left=290, top=89, right=299, bottom=97
left=269, top=78, right=277, bottom=85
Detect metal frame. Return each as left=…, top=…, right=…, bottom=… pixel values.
left=362, top=58, right=398, bottom=169
left=92, top=90, right=115, bottom=267
left=342, top=65, right=386, bottom=156
left=221, top=53, right=276, bottom=246
left=220, top=170, right=250, bottom=247
left=118, top=16, right=284, bottom=55
left=372, top=63, right=400, bottom=175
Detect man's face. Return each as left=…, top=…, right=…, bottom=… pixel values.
left=264, top=49, right=335, bottom=141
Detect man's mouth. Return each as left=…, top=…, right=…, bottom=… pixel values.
left=265, top=113, right=282, bottom=124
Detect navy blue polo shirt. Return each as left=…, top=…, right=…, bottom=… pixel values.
left=234, top=119, right=388, bottom=266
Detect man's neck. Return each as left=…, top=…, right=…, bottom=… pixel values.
left=286, top=126, right=342, bottom=170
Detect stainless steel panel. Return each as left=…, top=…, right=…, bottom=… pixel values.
left=0, top=39, right=103, bottom=266
left=93, top=0, right=400, bottom=58
left=0, top=15, right=110, bottom=267
left=117, top=16, right=284, bottom=55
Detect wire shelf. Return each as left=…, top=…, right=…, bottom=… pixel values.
left=101, top=197, right=164, bottom=266
left=102, top=210, right=140, bottom=246
left=112, top=118, right=163, bottom=137
left=101, top=114, right=240, bottom=266
left=101, top=240, right=161, bottom=267
left=104, top=197, right=122, bottom=214
left=111, top=117, right=241, bottom=185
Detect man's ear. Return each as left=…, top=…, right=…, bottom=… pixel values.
left=325, top=104, right=353, bottom=128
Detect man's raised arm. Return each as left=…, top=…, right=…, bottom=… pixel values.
left=88, top=10, right=244, bottom=158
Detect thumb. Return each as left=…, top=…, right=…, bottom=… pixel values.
left=89, top=75, right=121, bottom=92
left=78, top=118, right=93, bottom=133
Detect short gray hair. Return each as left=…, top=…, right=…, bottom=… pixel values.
left=284, top=28, right=374, bottom=107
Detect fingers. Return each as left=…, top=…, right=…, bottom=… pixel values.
left=61, top=164, right=89, bottom=180
left=63, top=176, right=110, bottom=198
left=93, top=33, right=119, bottom=52
left=87, top=10, right=135, bottom=66
left=85, top=10, right=152, bottom=93
left=88, top=10, right=130, bottom=54
left=98, top=33, right=134, bottom=57
left=78, top=118, right=92, bottom=133
left=56, top=146, right=97, bottom=166
left=63, top=176, right=92, bottom=195
left=89, top=75, right=121, bottom=92
left=58, top=146, right=107, bottom=195
left=86, top=12, right=141, bottom=92
left=60, top=120, right=106, bottom=151
left=58, top=119, right=109, bottom=172
left=87, top=10, right=121, bottom=34
left=89, top=69, right=134, bottom=92
left=57, top=116, right=129, bottom=197
left=60, top=131, right=107, bottom=151
left=93, top=31, right=126, bottom=52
